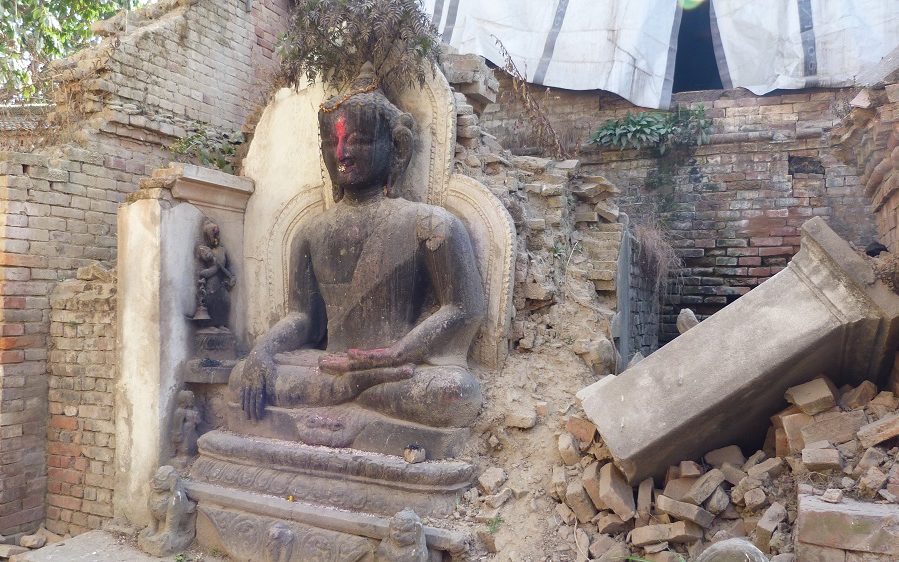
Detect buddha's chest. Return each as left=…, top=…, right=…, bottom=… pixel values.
left=310, top=215, right=420, bottom=285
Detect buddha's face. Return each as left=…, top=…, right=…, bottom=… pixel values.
left=320, top=104, right=393, bottom=193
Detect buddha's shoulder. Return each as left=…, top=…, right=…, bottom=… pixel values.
left=388, top=198, right=461, bottom=225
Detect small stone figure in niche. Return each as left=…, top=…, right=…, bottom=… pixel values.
left=137, top=465, right=197, bottom=556
left=193, top=218, right=235, bottom=329
left=170, top=390, right=200, bottom=468
left=375, top=509, right=428, bottom=562
left=264, top=522, right=296, bottom=562
left=230, top=62, right=485, bottom=442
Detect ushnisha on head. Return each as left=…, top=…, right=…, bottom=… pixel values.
left=318, top=62, right=414, bottom=202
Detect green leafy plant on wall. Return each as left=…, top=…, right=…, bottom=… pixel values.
left=170, top=123, right=244, bottom=174
left=278, top=0, right=441, bottom=93
left=589, top=105, right=712, bottom=155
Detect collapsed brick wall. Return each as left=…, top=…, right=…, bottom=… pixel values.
left=481, top=76, right=877, bottom=343
left=0, top=0, right=290, bottom=536
left=45, top=272, right=116, bottom=536
left=831, top=83, right=899, bottom=253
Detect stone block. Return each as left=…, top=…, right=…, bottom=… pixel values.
left=801, top=447, right=841, bottom=471
left=598, top=463, right=635, bottom=521
left=663, top=477, right=699, bottom=501
left=801, top=410, right=868, bottom=446
left=797, top=493, right=899, bottom=555
left=478, top=467, right=507, bottom=495
left=781, top=412, right=815, bottom=453
left=582, top=218, right=899, bottom=483
left=704, top=486, right=731, bottom=515
left=505, top=406, right=537, bottom=429
left=841, top=381, right=878, bottom=409
left=784, top=377, right=836, bottom=414
left=630, top=521, right=703, bottom=546
left=594, top=512, right=629, bottom=534
left=746, top=457, right=785, bottom=479
left=565, top=480, right=598, bottom=523
left=755, top=502, right=787, bottom=552
left=858, top=466, right=888, bottom=498
left=679, top=461, right=702, bottom=477
left=655, top=494, right=715, bottom=527
left=743, top=488, right=768, bottom=511
left=682, top=469, right=725, bottom=505
left=704, top=445, right=745, bottom=468
left=636, top=478, right=653, bottom=526
left=565, top=416, right=597, bottom=444
left=587, top=534, right=618, bottom=559
left=558, top=433, right=581, bottom=465
left=720, top=463, right=748, bottom=486
left=857, top=413, right=899, bottom=448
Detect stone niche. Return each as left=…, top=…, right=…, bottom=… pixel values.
left=116, top=66, right=515, bottom=560
left=241, top=77, right=515, bottom=369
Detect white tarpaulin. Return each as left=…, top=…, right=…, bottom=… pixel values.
left=420, top=0, right=681, bottom=109
left=711, top=0, right=899, bottom=94
left=421, top=0, right=899, bottom=109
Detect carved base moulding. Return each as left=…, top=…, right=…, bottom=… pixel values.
left=190, top=430, right=474, bottom=518
left=226, top=403, right=470, bottom=459
left=188, top=482, right=466, bottom=562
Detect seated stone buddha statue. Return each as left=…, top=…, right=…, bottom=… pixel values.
left=229, top=64, right=485, bottom=451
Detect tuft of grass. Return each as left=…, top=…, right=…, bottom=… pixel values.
left=632, top=216, right=684, bottom=299
left=486, top=515, right=504, bottom=534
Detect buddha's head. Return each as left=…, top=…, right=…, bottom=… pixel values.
left=202, top=218, right=220, bottom=247
left=318, top=63, right=414, bottom=202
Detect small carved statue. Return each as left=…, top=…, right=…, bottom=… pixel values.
left=193, top=218, right=235, bottom=328
left=375, top=509, right=428, bottom=562
left=230, top=62, right=485, bottom=448
left=138, top=465, right=197, bottom=556
left=171, top=390, right=200, bottom=468
left=264, top=522, right=296, bottom=562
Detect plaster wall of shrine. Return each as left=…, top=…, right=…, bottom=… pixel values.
left=480, top=75, right=879, bottom=344
left=0, top=0, right=291, bottom=536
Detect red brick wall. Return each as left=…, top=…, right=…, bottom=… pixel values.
left=0, top=0, right=290, bottom=536
left=481, top=77, right=876, bottom=342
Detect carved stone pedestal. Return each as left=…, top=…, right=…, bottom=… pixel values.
left=186, top=431, right=471, bottom=561
left=227, top=403, right=470, bottom=460
left=185, top=329, right=238, bottom=384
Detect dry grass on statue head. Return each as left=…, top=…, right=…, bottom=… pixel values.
left=279, top=0, right=441, bottom=95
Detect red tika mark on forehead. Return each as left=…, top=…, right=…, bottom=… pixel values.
left=334, top=115, right=347, bottom=160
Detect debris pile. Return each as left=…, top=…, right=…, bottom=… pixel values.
left=537, top=373, right=899, bottom=561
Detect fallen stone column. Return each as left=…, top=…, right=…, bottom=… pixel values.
left=580, top=217, right=899, bottom=483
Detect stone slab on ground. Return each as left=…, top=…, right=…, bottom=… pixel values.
left=579, top=218, right=899, bottom=483
left=9, top=530, right=227, bottom=562
left=796, top=493, right=899, bottom=556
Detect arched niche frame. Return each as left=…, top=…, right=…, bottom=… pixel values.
left=241, top=70, right=514, bottom=368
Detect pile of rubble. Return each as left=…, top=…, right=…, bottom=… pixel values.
left=526, top=373, right=899, bottom=561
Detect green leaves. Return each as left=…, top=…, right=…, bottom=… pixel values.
left=279, top=0, right=441, bottom=94
left=1, top=0, right=141, bottom=102
left=170, top=124, right=244, bottom=174
left=588, top=104, right=713, bottom=154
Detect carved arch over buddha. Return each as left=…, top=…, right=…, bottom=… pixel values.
left=241, top=68, right=515, bottom=369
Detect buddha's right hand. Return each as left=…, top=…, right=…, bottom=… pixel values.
left=240, top=350, right=274, bottom=420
